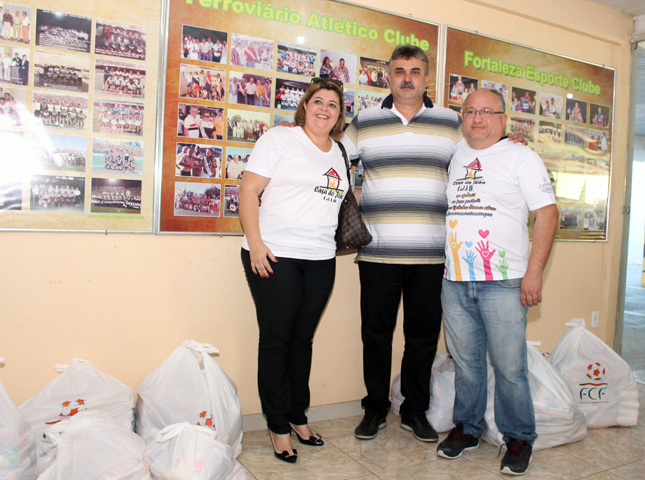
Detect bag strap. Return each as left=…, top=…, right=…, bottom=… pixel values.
left=334, top=140, right=353, bottom=193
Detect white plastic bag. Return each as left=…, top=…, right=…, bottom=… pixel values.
left=146, top=423, right=234, bottom=480
left=37, top=410, right=149, bottom=480
left=482, top=342, right=587, bottom=450
left=19, top=359, right=135, bottom=473
left=135, top=341, right=242, bottom=458
left=0, top=359, right=37, bottom=480
left=223, top=462, right=248, bottom=480
left=390, top=353, right=456, bottom=432
left=548, top=318, right=640, bottom=428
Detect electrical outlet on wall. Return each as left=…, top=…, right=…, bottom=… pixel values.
left=591, top=311, right=600, bottom=328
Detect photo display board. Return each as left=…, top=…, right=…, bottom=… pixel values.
left=158, top=0, right=439, bottom=234
left=0, top=1, right=160, bottom=232
left=444, top=27, right=615, bottom=241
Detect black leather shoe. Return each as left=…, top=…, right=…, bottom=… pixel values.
left=269, top=432, right=297, bottom=463
left=292, top=426, right=324, bottom=446
left=401, top=413, right=438, bottom=442
left=354, top=410, right=387, bottom=440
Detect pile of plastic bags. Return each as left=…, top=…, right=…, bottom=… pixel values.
left=2, top=340, right=246, bottom=480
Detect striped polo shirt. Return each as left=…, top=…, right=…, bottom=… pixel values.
left=341, top=94, right=462, bottom=264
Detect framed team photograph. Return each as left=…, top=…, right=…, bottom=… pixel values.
left=481, top=80, right=508, bottom=105
left=509, top=116, right=535, bottom=143
left=226, top=108, right=270, bottom=144
left=536, top=148, right=561, bottom=173
left=344, top=88, right=356, bottom=119
left=588, top=128, right=609, bottom=154
left=181, top=25, right=227, bottom=64
left=274, top=78, right=308, bottom=111
left=564, top=124, right=586, bottom=149
left=227, top=71, right=271, bottom=107
left=92, top=99, right=144, bottom=137
left=562, top=152, right=586, bottom=174
left=33, top=91, right=88, bottom=131
left=0, top=179, right=22, bottom=210
left=229, top=33, right=273, bottom=71
left=95, top=20, right=146, bottom=60
left=0, top=86, right=25, bottom=126
left=538, top=92, right=563, bottom=119
left=174, top=181, right=221, bottom=217
left=90, top=178, right=142, bottom=214
left=276, top=42, right=316, bottom=77
left=32, top=133, right=87, bottom=172
left=358, top=57, right=390, bottom=89
left=538, top=120, right=562, bottom=145
left=273, top=113, right=294, bottom=126
left=35, top=10, right=91, bottom=53
left=95, top=59, right=146, bottom=99
left=559, top=207, right=582, bottom=230
left=510, top=87, right=537, bottom=114
left=177, top=103, right=224, bottom=140
left=224, top=148, right=249, bottom=180
left=179, top=64, right=226, bottom=103
left=175, top=142, right=222, bottom=179
left=34, top=50, right=89, bottom=93
left=357, top=90, right=389, bottom=112
left=584, top=208, right=606, bottom=232
left=92, top=137, right=143, bottom=176
left=319, top=50, right=357, bottom=84
left=29, top=174, right=85, bottom=212
left=589, top=103, right=610, bottom=128
left=565, top=98, right=587, bottom=123
left=223, top=184, right=240, bottom=217
left=0, top=5, right=32, bottom=45
left=448, top=74, right=478, bottom=103
left=0, top=45, right=29, bottom=86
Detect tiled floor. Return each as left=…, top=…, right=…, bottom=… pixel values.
left=237, top=383, right=645, bottom=480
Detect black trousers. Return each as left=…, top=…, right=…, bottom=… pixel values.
left=241, top=249, right=336, bottom=434
left=358, top=261, right=443, bottom=416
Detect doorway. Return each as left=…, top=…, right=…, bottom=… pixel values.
left=622, top=41, right=645, bottom=384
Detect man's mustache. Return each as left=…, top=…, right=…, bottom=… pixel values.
left=400, top=82, right=415, bottom=89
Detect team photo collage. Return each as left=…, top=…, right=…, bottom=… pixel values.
left=0, top=6, right=147, bottom=215
left=173, top=25, right=393, bottom=219
left=446, top=73, right=611, bottom=233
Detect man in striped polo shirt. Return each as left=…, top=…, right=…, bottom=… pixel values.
left=342, top=45, right=461, bottom=443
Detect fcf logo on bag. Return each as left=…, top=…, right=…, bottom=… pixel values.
left=579, top=362, right=608, bottom=403
left=197, top=410, right=214, bottom=428
left=45, top=398, right=88, bottom=424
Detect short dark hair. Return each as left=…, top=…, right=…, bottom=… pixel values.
left=389, top=45, right=429, bottom=76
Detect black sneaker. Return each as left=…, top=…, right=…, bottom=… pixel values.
left=500, top=438, right=533, bottom=476
left=400, top=412, right=438, bottom=442
left=354, top=411, right=387, bottom=440
left=437, top=423, right=479, bottom=458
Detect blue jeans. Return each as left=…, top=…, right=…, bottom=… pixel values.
left=441, top=278, right=536, bottom=444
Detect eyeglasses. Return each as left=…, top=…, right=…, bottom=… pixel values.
left=311, top=77, right=343, bottom=88
left=463, top=108, right=505, bottom=118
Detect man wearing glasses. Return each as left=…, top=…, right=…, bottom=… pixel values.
left=342, top=45, right=461, bottom=444
left=437, top=89, right=558, bottom=476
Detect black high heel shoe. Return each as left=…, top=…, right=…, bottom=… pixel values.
left=291, top=424, right=324, bottom=446
left=269, top=432, right=298, bottom=463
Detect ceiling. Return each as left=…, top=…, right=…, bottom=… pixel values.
left=586, top=0, right=645, bottom=16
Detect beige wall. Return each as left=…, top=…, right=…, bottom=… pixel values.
left=0, top=0, right=634, bottom=417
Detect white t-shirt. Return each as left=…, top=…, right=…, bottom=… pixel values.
left=444, top=140, right=556, bottom=282
left=242, top=126, right=349, bottom=260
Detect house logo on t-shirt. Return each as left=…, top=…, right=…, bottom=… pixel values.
left=464, top=158, right=482, bottom=179
left=313, top=168, right=344, bottom=203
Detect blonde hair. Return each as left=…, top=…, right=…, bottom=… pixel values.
left=294, top=81, right=346, bottom=140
